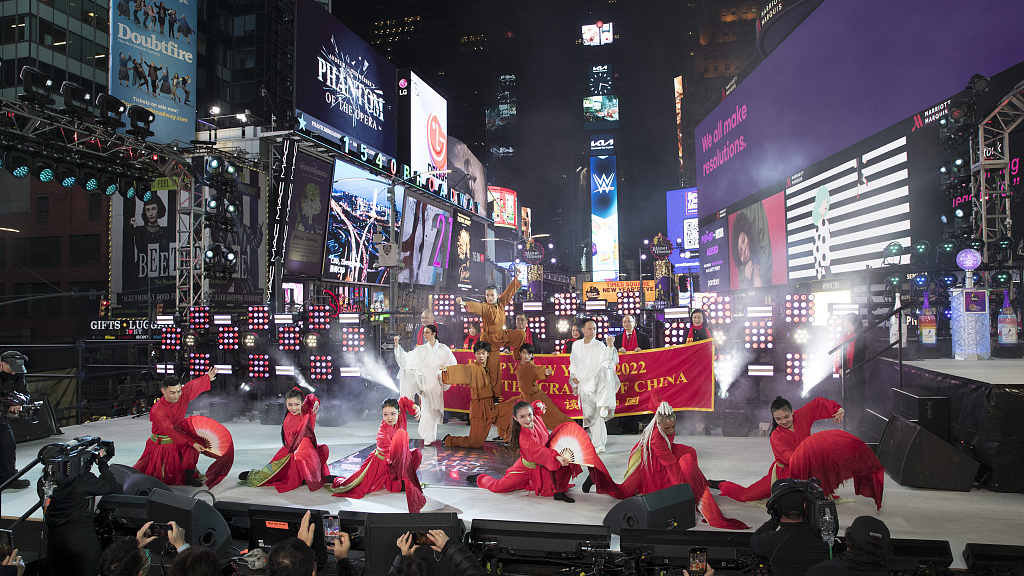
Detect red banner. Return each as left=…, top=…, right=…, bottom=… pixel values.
left=442, top=340, right=715, bottom=417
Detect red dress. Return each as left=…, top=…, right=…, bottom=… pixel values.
left=243, top=394, right=330, bottom=492
left=477, top=403, right=578, bottom=496
left=133, top=374, right=210, bottom=485
left=328, top=397, right=425, bottom=513
left=589, top=430, right=748, bottom=530
left=719, top=397, right=840, bottom=502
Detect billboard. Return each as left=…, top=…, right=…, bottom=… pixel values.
left=322, top=159, right=404, bottom=284
left=590, top=133, right=615, bottom=156
left=693, top=0, right=1024, bottom=219
left=448, top=135, right=488, bottom=218
left=398, top=195, right=452, bottom=286
left=591, top=155, right=619, bottom=281
left=581, top=21, right=614, bottom=46
left=295, top=0, right=397, bottom=157
left=699, top=218, right=729, bottom=292
left=283, top=153, right=332, bottom=277
left=404, top=71, right=448, bottom=183
left=520, top=206, right=532, bottom=240
left=452, top=210, right=485, bottom=293
left=666, top=188, right=699, bottom=270
left=109, top=189, right=177, bottom=315
left=584, top=96, right=619, bottom=130
left=727, top=191, right=787, bottom=289
left=488, top=186, right=517, bottom=229
left=109, top=0, right=196, bottom=144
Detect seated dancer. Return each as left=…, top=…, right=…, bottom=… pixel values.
left=394, top=325, right=456, bottom=445
left=496, top=343, right=573, bottom=438
left=441, top=342, right=500, bottom=448
left=715, top=396, right=883, bottom=509
left=239, top=388, right=329, bottom=492
left=134, top=367, right=219, bottom=487
left=467, top=400, right=579, bottom=502
left=327, top=397, right=426, bottom=513
left=584, top=400, right=748, bottom=530
left=456, top=278, right=526, bottom=400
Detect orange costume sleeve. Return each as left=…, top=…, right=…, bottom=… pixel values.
left=516, top=362, right=550, bottom=396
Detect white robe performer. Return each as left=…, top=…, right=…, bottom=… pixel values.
left=395, top=339, right=456, bottom=444
left=569, top=330, right=620, bottom=453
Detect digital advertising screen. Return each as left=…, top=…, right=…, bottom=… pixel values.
left=109, top=189, right=177, bottom=314
left=448, top=135, right=488, bottom=218
left=284, top=153, right=332, bottom=277
left=666, top=188, right=700, bottom=271
left=404, top=71, right=448, bottom=183
left=727, top=191, right=787, bottom=289
left=322, top=159, right=404, bottom=285
left=584, top=96, right=619, bottom=130
left=294, top=0, right=397, bottom=157
left=488, top=186, right=517, bottom=229
left=699, top=218, right=729, bottom=292
left=590, top=133, right=615, bottom=156
left=581, top=21, right=614, bottom=46
left=452, top=210, right=485, bottom=293
left=693, top=0, right=1024, bottom=220
left=591, top=155, right=619, bottom=281
left=108, top=0, right=196, bottom=144
left=398, top=195, right=452, bottom=286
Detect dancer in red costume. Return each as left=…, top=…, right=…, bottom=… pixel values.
left=715, top=396, right=883, bottom=509
left=327, top=397, right=426, bottom=513
left=134, top=367, right=219, bottom=487
left=467, top=401, right=579, bottom=503
left=584, top=399, right=748, bottom=530
left=238, top=388, right=330, bottom=492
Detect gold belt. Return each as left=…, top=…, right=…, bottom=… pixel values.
left=522, top=459, right=537, bottom=469
left=150, top=434, right=173, bottom=444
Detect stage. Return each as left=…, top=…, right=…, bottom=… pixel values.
left=3, top=404, right=1021, bottom=569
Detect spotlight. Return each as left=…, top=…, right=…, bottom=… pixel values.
left=18, top=66, right=55, bottom=105
left=126, top=105, right=156, bottom=139
left=118, top=177, right=136, bottom=199
left=79, top=168, right=99, bottom=191
left=5, top=152, right=30, bottom=178
left=954, top=207, right=965, bottom=219
left=303, top=333, right=320, bottom=348
left=996, top=236, right=1013, bottom=251
left=33, top=158, right=55, bottom=183
left=56, top=163, right=77, bottom=187
left=939, top=272, right=959, bottom=288
left=883, top=241, right=904, bottom=257
left=100, top=174, right=119, bottom=196
left=207, top=156, right=223, bottom=174
left=224, top=161, right=237, bottom=177
left=241, top=332, right=258, bottom=348
left=95, top=93, right=127, bottom=128
left=966, top=238, right=985, bottom=252
left=992, top=270, right=1012, bottom=287
left=912, top=273, right=929, bottom=288
left=939, top=239, right=959, bottom=254
left=912, top=240, right=931, bottom=255
left=886, top=273, right=903, bottom=287
left=136, top=180, right=153, bottom=201
left=968, top=73, right=990, bottom=93
left=183, top=331, right=197, bottom=348
left=59, top=81, right=92, bottom=116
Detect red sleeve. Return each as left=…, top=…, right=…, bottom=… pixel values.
left=650, top=431, right=684, bottom=484
left=181, top=374, right=211, bottom=404
left=770, top=430, right=797, bottom=467
left=151, top=404, right=194, bottom=445
left=376, top=422, right=393, bottom=452
left=520, top=426, right=561, bottom=471
left=795, top=397, right=842, bottom=424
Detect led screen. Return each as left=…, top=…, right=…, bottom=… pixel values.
left=407, top=71, right=448, bottom=183
left=699, top=218, right=729, bottom=291
left=322, top=159, right=404, bottom=284
left=398, top=195, right=452, bottom=286
left=452, top=210, right=485, bottom=292
left=666, top=188, right=700, bottom=271
left=591, top=155, right=619, bottom=281
left=581, top=21, right=613, bottom=46
left=727, top=191, right=787, bottom=289
left=283, top=153, right=332, bottom=277
left=584, top=96, right=619, bottom=129
left=448, top=135, right=488, bottom=218
left=488, top=186, right=517, bottom=229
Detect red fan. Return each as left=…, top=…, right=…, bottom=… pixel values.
left=185, top=415, right=232, bottom=457
left=547, top=422, right=599, bottom=466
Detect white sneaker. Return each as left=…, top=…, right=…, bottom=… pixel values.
left=596, top=446, right=606, bottom=454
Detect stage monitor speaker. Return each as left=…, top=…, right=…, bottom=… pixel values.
left=317, top=402, right=348, bottom=427
left=892, top=388, right=949, bottom=442
left=468, top=519, right=608, bottom=557
left=603, top=483, right=696, bottom=534
left=248, top=505, right=329, bottom=567
left=208, top=399, right=235, bottom=423
left=96, top=494, right=150, bottom=539
left=214, top=500, right=252, bottom=540
left=890, top=538, right=953, bottom=568
left=147, top=488, right=231, bottom=555
left=262, top=401, right=286, bottom=425
left=365, top=513, right=465, bottom=576
left=11, top=396, right=60, bottom=443
left=620, top=529, right=754, bottom=569
left=109, top=464, right=173, bottom=497
left=964, top=543, right=1024, bottom=569
left=876, top=414, right=978, bottom=492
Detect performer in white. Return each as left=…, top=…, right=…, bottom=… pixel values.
left=393, top=324, right=456, bottom=445
left=569, top=318, right=620, bottom=453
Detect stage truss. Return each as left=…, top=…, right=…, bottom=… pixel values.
left=973, top=79, right=1024, bottom=264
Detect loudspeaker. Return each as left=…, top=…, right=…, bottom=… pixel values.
left=317, top=401, right=348, bottom=427
left=109, top=464, right=172, bottom=497
left=147, top=488, right=232, bottom=555
left=11, top=396, right=60, bottom=443
left=891, top=538, right=953, bottom=568
left=364, top=512, right=464, bottom=576
left=876, top=414, right=979, bottom=491
left=468, top=519, right=609, bottom=557
left=892, top=388, right=949, bottom=442
left=248, top=505, right=329, bottom=567
left=964, top=543, right=1024, bottom=569
left=262, top=401, right=286, bottom=425
left=620, top=529, right=754, bottom=568
left=721, top=410, right=751, bottom=437
left=602, top=483, right=696, bottom=534
left=214, top=500, right=252, bottom=540
left=208, top=400, right=235, bottom=423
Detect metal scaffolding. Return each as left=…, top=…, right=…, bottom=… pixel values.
left=974, top=79, right=1024, bottom=263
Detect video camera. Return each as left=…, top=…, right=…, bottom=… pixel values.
left=765, top=477, right=839, bottom=545
left=1, top=390, right=43, bottom=423
left=39, top=436, right=115, bottom=498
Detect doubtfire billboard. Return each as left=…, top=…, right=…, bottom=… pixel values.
left=295, top=0, right=397, bottom=157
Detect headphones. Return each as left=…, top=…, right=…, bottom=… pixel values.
left=765, top=478, right=839, bottom=542
left=765, top=478, right=814, bottom=521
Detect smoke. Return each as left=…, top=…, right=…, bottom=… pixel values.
left=715, top=347, right=756, bottom=397
left=350, top=351, right=399, bottom=393
left=799, top=338, right=840, bottom=398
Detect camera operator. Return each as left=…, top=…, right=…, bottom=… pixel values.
left=807, top=516, right=915, bottom=576
left=1, top=351, right=31, bottom=491
left=392, top=530, right=485, bottom=576
left=43, top=443, right=118, bottom=576
left=749, top=480, right=831, bottom=576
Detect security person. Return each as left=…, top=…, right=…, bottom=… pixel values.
left=1, top=351, right=31, bottom=490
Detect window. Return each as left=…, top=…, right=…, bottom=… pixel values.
left=69, top=234, right=101, bottom=265
left=37, top=195, right=50, bottom=224
left=70, top=281, right=106, bottom=317
left=13, top=283, right=62, bottom=318
left=12, top=237, right=62, bottom=267
left=89, top=192, right=103, bottom=221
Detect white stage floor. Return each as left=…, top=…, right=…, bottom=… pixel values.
left=903, top=357, right=1024, bottom=385
left=4, top=412, right=1020, bottom=568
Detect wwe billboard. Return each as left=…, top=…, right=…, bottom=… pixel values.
left=591, top=155, right=619, bottom=281
left=295, top=0, right=397, bottom=157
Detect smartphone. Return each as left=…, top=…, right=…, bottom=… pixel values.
left=0, top=529, right=12, bottom=560
left=689, top=546, right=707, bottom=576
left=413, top=531, right=434, bottom=546
left=323, top=515, right=341, bottom=546
left=148, top=523, right=172, bottom=538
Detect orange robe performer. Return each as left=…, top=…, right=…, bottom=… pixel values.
left=441, top=343, right=498, bottom=448
left=327, top=397, right=425, bottom=513
left=133, top=368, right=218, bottom=486
left=458, top=279, right=526, bottom=399
left=241, top=391, right=329, bottom=492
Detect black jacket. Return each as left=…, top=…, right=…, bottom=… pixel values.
left=390, top=540, right=485, bottom=576
left=0, top=370, right=29, bottom=398
left=750, top=519, right=831, bottom=576
left=614, top=330, right=651, bottom=351
left=45, top=460, right=119, bottom=531
left=807, top=552, right=890, bottom=576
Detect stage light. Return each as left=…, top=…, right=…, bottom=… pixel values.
left=217, top=326, right=239, bottom=350
left=556, top=318, right=570, bottom=334
left=885, top=273, right=903, bottom=288
left=160, top=326, right=182, bottom=350
left=5, top=152, right=30, bottom=178
left=913, top=273, right=929, bottom=288
left=883, top=241, right=904, bottom=257
left=954, top=207, right=965, bottom=219
left=18, top=66, right=55, bottom=105
left=939, top=272, right=959, bottom=288
left=965, top=237, right=985, bottom=252
left=432, top=294, right=456, bottom=316
left=939, top=239, right=959, bottom=254
left=187, top=352, right=211, bottom=377
left=968, top=73, right=990, bottom=93
left=224, top=196, right=239, bottom=215
left=56, top=164, right=77, bottom=188
left=224, top=161, right=238, bottom=177
left=210, top=106, right=221, bottom=115
left=183, top=331, right=198, bottom=348
left=277, top=325, right=301, bottom=350
left=953, top=157, right=964, bottom=167
left=992, top=270, right=1012, bottom=287
left=307, top=305, right=331, bottom=330
left=188, top=306, right=211, bottom=330
left=239, top=383, right=251, bottom=392
left=207, top=156, right=222, bottom=174
left=309, top=355, right=333, bottom=380
left=247, top=354, right=270, bottom=378
left=617, top=290, right=641, bottom=316
left=792, top=328, right=810, bottom=345
left=118, top=177, right=136, bottom=199
left=996, top=236, right=1014, bottom=251
left=743, top=320, right=773, bottom=349
left=554, top=293, right=579, bottom=315
left=338, top=326, right=366, bottom=352
left=136, top=180, right=153, bottom=201
left=59, top=81, right=91, bottom=116
left=126, top=105, right=155, bottom=139
left=32, top=158, right=55, bottom=183
left=79, top=168, right=99, bottom=191
left=241, top=332, right=258, bottom=348
left=784, top=294, right=815, bottom=324
left=247, top=306, right=271, bottom=330
left=95, top=93, right=126, bottom=128
left=912, top=240, right=931, bottom=255
left=101, top=175, right=118, bottom=195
